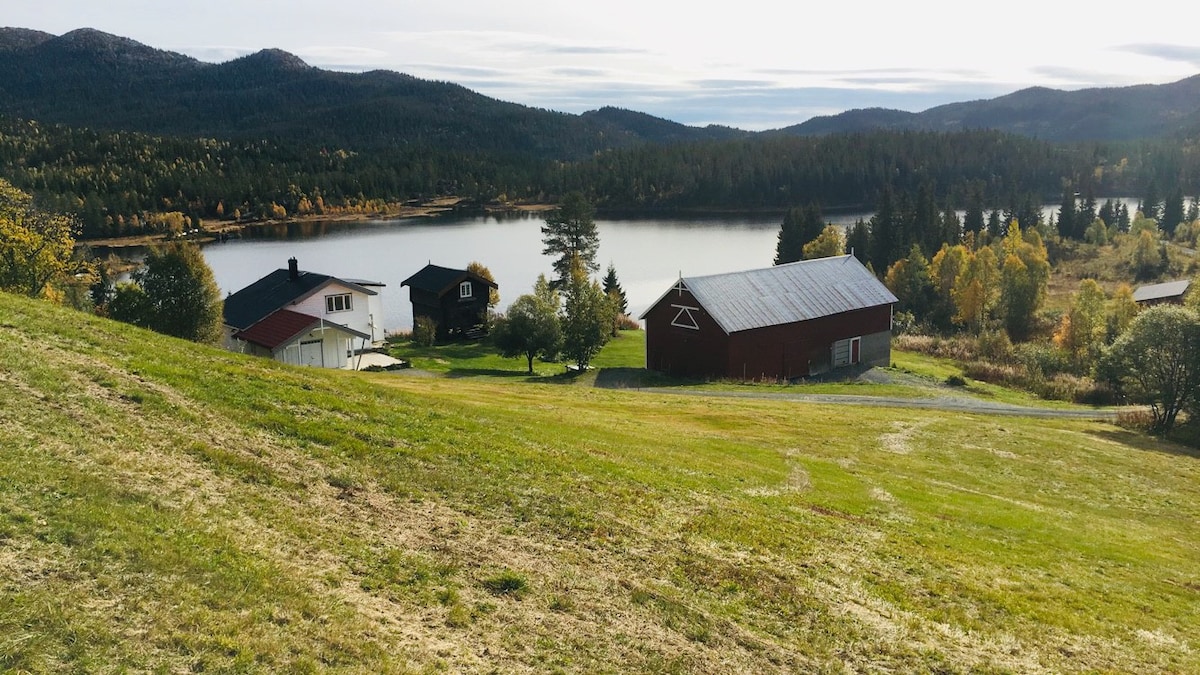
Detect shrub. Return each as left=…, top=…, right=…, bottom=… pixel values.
left=615, top=313, right=642, bottom=331
left=963, top=360, right=1024, bottom=386
left=891, top=310, right=917, bottom=335
left=412, top=316, right=438, bottom=347
left=1116, top=408, right=1155, bottom=431
left=977, top=330, right=1014, bottom=362
left=945, top=374, right=967, bottom=387
left=1014, top=342, right=1072, bottom=378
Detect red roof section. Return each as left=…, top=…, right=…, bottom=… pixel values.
left=234, top=309, right=320, bottom=350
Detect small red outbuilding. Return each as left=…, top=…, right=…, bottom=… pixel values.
left=640, top=255, right=897, bottom=381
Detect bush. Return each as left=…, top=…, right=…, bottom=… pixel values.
left=1014, top=342, right=1072, bottom=378
left=977, top=330, right=1014, bottom=362
left=615, top=313, right=642, bottom=331
left=891, top=310, right=917, bottom=335
left=1116, top=408, right=1156, bottom=431
left=412, top=316, right=438, bottom=347
left=963, top=360, right=1024, bottom=386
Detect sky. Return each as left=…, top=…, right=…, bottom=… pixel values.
left=8, top=1, right=1200, bottom=131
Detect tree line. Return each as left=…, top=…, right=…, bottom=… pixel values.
left=4, top=113, right=1200, bottom=241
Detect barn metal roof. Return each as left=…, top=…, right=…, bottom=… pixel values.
left=1132, top=279, right=1191, bottom=303
left=674, top=255, right=897, bottom=334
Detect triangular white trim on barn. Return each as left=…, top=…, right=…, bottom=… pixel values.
left=670, top=304, right=701, bottom=330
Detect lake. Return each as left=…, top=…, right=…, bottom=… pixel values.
left=201, top=211, right=839, bottom=334
left=200, top=199, right=1141, bottom=334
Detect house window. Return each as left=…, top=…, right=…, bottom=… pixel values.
left=325, top=293, right=353, bottom=313
left=459, top=281, right=473, bottom=299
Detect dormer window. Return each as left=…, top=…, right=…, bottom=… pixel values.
left=459, top=281, right=473, bottom=299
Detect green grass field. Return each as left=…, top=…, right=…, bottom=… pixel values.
left=1, top=292, right=1197, bottom=672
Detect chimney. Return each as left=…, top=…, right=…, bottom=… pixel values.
left=288, top=257, right=299, bottom=280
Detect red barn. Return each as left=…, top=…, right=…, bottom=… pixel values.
left=640, top=255, right=897, bottom=380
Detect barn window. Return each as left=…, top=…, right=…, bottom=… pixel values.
left=671, top=304, right=700, bottom=330
left=325, top=293, right=353, bottom=313
left=459, top=281, right=473, bottom=299
left=832, top=337, right=861, bottom=367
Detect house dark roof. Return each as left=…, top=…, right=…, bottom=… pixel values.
left=1133, top=279, right=1191, bottom=303
left=223, top=265, right=378, bottom=330
left=401, top=263, right=497, bottom=296
left=235, top=309, right=370, bottom=350
left=643, top=255, right=897, bottom=334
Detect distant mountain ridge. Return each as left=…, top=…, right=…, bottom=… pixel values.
left=0, top=26, right=1198, bottom=156
left=784, top=77, right=1200, bottom=141
left=0, top=27, right=742, bottom=160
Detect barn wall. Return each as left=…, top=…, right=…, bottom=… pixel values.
left=642, top=286, right=730, bottom=379
left=861, top=330, right=892, bottom=367
left=726, top=305, right=892, bottom=380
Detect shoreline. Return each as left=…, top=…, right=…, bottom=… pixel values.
left=78, top=198, right=557, bottom=250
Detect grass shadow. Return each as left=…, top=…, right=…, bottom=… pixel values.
left=1089, top=427, right=1200, bottom=459
left=445, top=367, right=538, bottom=379
left=592, top=367, right=701, bottom=389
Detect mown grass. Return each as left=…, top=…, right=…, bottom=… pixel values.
left=1, top=292, right=1197, bottom=672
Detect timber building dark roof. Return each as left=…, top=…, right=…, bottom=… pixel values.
left=223, top=262, right=379, bottom=330
left=401, top=264, right=497, bottom=297
left=1132, top=279, right=1191, bottom=304
left=643, top=255, right=897, bottom=334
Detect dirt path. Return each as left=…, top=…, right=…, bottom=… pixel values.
left=637, top=387, right=1122, bottom=419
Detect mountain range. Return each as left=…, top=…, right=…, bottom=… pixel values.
left=1, top=26, right=1199, bottom=160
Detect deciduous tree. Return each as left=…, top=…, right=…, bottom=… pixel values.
left=801, top=223, right=845, bottom=260
left=952, top=246, right=999, bottom=333
left=885, top=245, right=935, bottom=318
left=1053, top=278, right=1107, bottom=367
left=491, top=293, right=562, bottom=374
left=114, top=243, right=224, bottom=344
left=560, top=254, right=611, bottom=370
left=0, top=179, right=83, bottom=298
left=1099, top=305, right=1200, bottom=434
left=999, top=225, right=1050, bottom=341
left=467, top=260, right=500, bottom=308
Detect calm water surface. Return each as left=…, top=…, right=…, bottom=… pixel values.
left=200, top=200, right=1139, bottom=333
left=201, top=212, right=811, bottom=333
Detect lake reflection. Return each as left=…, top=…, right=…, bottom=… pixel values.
left=201, top=212, right=796, bottom=333
left=200, top=199, right=1138, bottom=334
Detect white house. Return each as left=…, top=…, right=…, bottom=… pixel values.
left=222, top=258, right=385, bottom=369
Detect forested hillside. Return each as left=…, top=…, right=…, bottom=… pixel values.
left=0, top=28, right=733, bottom=159
left=1, top=26, right=1200, bottom=241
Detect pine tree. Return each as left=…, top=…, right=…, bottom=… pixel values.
left=541, top=192, right=599, bottom=284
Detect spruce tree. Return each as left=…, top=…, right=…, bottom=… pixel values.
left=601, top=263, right=627, bottom=315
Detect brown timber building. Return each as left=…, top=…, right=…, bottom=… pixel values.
left=640, top=255, right=897, bottom=381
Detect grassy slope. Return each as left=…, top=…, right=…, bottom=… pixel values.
left=1, top=293, right=1198, bottom=673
